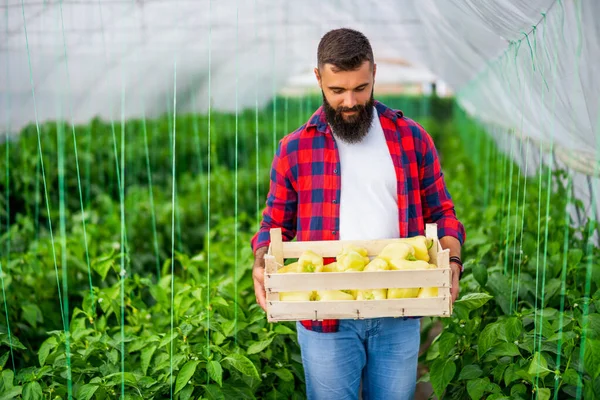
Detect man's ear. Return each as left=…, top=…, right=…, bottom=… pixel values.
left=372, top=63, right=377, bottom=83
left=314, top=67, right=322, bottom=89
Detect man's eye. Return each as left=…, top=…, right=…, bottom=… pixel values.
left=355, top=86, right=366, bottom=92
left=332, top=89, right=344, bottom=94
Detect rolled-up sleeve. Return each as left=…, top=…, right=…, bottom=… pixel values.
left=418, top=127, right=466, bottom=245
left=251, top=140, right=298, bottom=253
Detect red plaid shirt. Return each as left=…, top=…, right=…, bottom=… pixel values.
left=251, top=100, right=466, bottom=332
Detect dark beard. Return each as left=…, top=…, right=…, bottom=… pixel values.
left=322, top=90, right=375, bottom=144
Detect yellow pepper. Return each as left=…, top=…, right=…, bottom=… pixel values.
left=356, top=289, right=387, bottom=300
left=280, top=291, right=315, bottom=301
left=387, top=259, right=429, bottom=299
left=363, top=258, right=389, bottom=272
left=315, top=290, right=355, bottom=301
left=336, top=245, right=369, bottom=272
left=377, top=242, right=416, bottom=263
left=388, top=259, right=429, bottom=271
left=298, top=250, right=323, bottom=272
left=277, top=260, right=315, bottom=300
left=417, top=287, right=438, bottom=298
left=401, top=236, right=432, bottom=262
left=316, top=262, right=338, bottom=273
left=417, top=262, right=439, bottom=297
left=277, top=261, right=299, bottom=273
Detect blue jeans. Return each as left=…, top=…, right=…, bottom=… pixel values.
left=296, top=317, right=420, bottom=400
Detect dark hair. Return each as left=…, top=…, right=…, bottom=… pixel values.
left=317, top=28, right=374, bottom=71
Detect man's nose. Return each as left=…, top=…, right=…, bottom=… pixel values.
left=343, top=92, right=357, bottom=109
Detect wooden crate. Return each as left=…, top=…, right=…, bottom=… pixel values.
left=263, top=224, right=452, bottom=322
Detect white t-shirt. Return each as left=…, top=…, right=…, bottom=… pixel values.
left=332, top=108, right=400, bottom=240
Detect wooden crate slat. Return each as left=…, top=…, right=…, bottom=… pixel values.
left=265, top=268, right=450, bottom=292
left=267, top=297, right=450, bottom=322
left=281, top=238, right=413, bottom=258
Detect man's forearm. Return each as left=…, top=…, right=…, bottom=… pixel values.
left=253, top=246, right=268, bottom=269
left=439, top=236, right=461, bottom=259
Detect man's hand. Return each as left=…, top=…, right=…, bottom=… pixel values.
left=253, top=247, right=268, bottom=312
left=450, top=262, right=461, bottom=304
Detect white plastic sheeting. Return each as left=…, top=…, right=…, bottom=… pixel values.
left=1, top=2, right=599, bottom=172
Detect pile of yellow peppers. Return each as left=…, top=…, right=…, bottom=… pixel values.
left=276, top=236, right=439, bottom=301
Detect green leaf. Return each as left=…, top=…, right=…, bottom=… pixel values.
left=430, top=358, right=455, bottom=398
left=223, top=354, right=260, bottom=380
left=504, top=364, right=519, bottom=386
left=274, top=325, right=295, bottom=335
left=75, top=384, right=98, bottom=400
left=583, top=314, right=600, bottom=339
left=202, top=384, right=225, bottom=400
left=562, top=368, right=582, bottom=386
left=473, top=263, right=488, bottom=287
left=2, top=370, right=14, bottom=389
left=247, top=337, right=274, bottom=355
left=0, top=387, right=23, bottom=400
left=478, top=322, right=501, bottom=358
left=583, top=338, right=600, bottom=378
left=0, top=334, right=26, bottom=351
left=107, top=349, right=118, bottom=365
left=511, top=383, right=527, bottom=396
left=467, top=377, right=490, bottom=400
left=528, top=352, right=551, bottom=378
left=568, top=248, right=583, bottom=266
left=92, top=253, right=115, bottom=280
left=489, top=343, right=521, bottom=357
left=537, top=387, right=551, bottom=400
left=175, top=360, right=200, bottom=394
left=492, top=362, right=509, bottom=383
left=458, top=364, right=482, bottom=380
left=454, top=293, right=493, bottom=312
left=543, top=279, right=562, bottom=304
left=502, top=317, right=522, bottom=343
left=207, top=360, right=223, bottom=387
left=437, top=332, right=457, bottom=357
left=0, top=353, right=9, bottom=369
left=22, top=382, right=42, bottom=400
left=21, top=305, right=41, bottom=329
left=179, top=385, right=194, bottom=400
left=486, top=272, right=511, bottom=314
left=141, top=345, right=157, bottom=376
left=274, top=368, right=294, bottom=382
left=593, top=375, right=600, bottom=398
left=38, top=337, right=57, bottom=366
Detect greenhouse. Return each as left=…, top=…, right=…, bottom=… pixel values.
left=1, top=0, right=599, bottom=399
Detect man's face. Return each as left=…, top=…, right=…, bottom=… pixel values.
left=315, top=60, right=376, bottom=144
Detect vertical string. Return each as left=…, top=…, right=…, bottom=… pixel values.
left=254, top=0, right=260, bottom=230
left=554, top=174, right=572, bottom=399
left=119, top=53, right=127, bottom=400
left=234, top=0, right=239, bottom=345
left=169, top=59, right=177, bottom=399
left=1, top=0, right=15, bottom=372
left=206, top=0, right=212, bottom=383
left=141, top=111, right=161, bottom=279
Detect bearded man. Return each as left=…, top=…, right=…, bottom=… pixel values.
left=250, top=28, right=466, bottom=400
